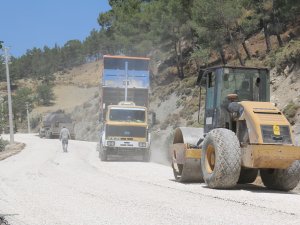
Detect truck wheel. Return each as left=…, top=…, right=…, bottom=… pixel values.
left=260, top=160, right=300, bottom=191
left=201, top=128, right=241, bottom=189
left=99, top=144, right=107, bottom=161
left=143, top=149, right=151, bottom=162
left=45, top=131, right=52, bottom=139
left=238, top=168, right=258, bottom=184
left=99, top=150, right=107, bottom=161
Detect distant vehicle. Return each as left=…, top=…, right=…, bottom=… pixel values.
left=39, top=111, right=75, bottom=139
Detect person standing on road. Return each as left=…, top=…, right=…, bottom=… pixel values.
left=59, top=126, right=71, bottom=152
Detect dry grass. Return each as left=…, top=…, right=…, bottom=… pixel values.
left=54, top=61, right=102, bottom=87
left=32, top=85, right=98, bottom=115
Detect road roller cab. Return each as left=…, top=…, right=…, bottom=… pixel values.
left=171, top=66, right=300, bottom=191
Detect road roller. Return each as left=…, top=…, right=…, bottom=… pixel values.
left=171, top=66, right=300, bottom=191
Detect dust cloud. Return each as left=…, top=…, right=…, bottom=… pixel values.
left=150, top=129, right=173, bottom=165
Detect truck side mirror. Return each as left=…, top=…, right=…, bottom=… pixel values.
left=196, top=70, right=208, bottom=87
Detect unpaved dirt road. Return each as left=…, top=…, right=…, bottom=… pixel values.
left=0, top=134, right=300, bottom=225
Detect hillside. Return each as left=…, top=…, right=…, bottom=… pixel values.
left=0, top=61, right=102, bottom=135
left=23, top=45, right=299, bottom=147
left=5, top=31, right=299, bottom=148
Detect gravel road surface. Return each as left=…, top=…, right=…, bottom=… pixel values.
left=0, top=134, right=299, bottom=225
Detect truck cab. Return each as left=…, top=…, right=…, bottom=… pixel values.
left=199, top=66, right=270, bottom=134
left=100, top=102, right=151, bottom=161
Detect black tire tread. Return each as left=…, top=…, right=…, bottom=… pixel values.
left=260, top=160, right=300, bottom=191
left=238, top=168, right=258, bottom=184
left=202, top=128, right=241, bottom=188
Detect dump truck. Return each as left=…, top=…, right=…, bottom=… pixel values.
left=39, top=111, right=75, bottom=139
left=98, top=55, right=153, bottom=161
left=171, top=66, right=300, bottom=191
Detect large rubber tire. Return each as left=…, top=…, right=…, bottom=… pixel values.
left=238, top=168, right=258, bottom=184
left=201, top=128, right=241, bottom=189
left=260, top=160, right=300, bottom=191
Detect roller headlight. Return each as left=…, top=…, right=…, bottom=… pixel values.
left=138, top=142, right=147, bottom=147
left=107, top=141, right=115, bottom=146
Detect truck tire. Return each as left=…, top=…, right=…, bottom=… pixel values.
left=99, top=144, right=107, bottom=161
left=143, top=149, right=151, bottom=162
left=99, top=150, right=107, bottom=161
left=45, top=131, right=52, bottom=139
left=201, top=128, right=241, bottom=189
left=238, top=168, right=258, bottom=184
left=260, top=160, right=300, bottom=191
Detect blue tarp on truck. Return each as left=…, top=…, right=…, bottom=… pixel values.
left=102, top=55, right=150, bottom=89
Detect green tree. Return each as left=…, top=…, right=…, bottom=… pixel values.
left=61, top=40, right=84, bottom=68
left=244, top=0, right=288, bottom=52
left=13, top=87, right=34, bottom=122
left=146, top=0, right=193, bottom=78
left=192, top=0, right=245, bottom=65
left=98, top=0, right=154, bottom=55
left=36, top=84, right=55, bottom=106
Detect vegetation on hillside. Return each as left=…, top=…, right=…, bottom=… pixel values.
left=0, top=0, right=299, bottom=130
left=1, top=0, right=298, bottom=83
left=80, top=0, right=300, bottom=78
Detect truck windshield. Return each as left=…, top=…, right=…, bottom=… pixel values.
left=220, top=68, right=270, bottom=103
left=109, top=108, right=146, bottom=122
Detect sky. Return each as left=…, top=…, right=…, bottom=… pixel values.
left=0, top=0, right=111, bottom=57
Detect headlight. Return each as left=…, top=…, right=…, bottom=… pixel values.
left=107, top=141, right=115, bottom=146
left=138, top=142, right=147, bottom=147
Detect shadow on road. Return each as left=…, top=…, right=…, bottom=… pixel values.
left=169, top=179, right=300, bottom=195
left=102, top=156, right=145, bottom=162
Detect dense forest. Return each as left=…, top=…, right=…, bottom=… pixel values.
left=1, top=0, right=299, bottom=83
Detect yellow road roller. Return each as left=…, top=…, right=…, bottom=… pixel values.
left=171, top=66, right=300, bottom=191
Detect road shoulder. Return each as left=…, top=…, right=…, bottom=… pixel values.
left=0, top=142, right=25, bottom=161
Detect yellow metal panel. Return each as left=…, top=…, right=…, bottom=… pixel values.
left=106, top=137, right=146, bottom=142
left=256, top=114, right=287, bottom=124
left=239, top=101, right=292, bottom=144
left=185, top=149, right=201, bottom=159
left=242, top=145, right=300, bottom=169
